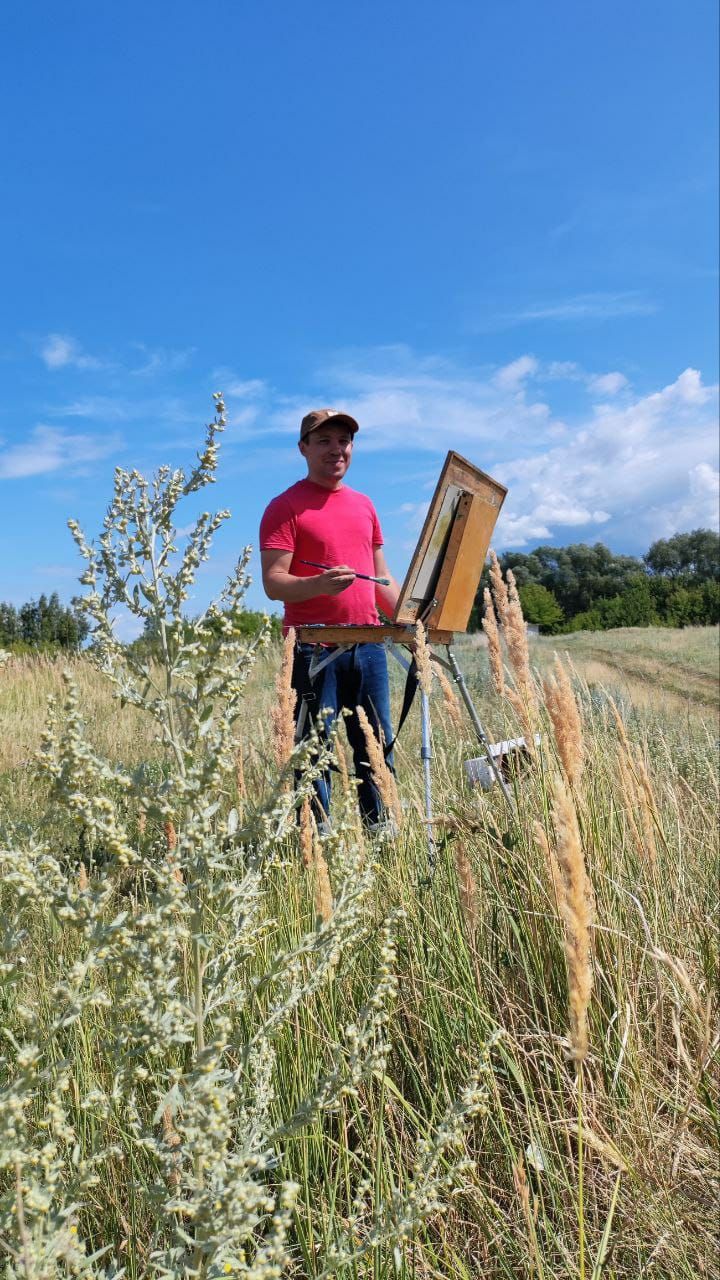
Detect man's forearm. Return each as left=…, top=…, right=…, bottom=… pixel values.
left=376, top=578, right=401, bottom=617
left=263, top=572, right=326, bottom=603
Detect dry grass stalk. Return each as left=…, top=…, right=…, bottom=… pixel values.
left=488, top=549, right=510, bottom=623
left=504, top=686, right=536, bottom=752
left=512, top=1157, right=541, bottom=1276
left=164, top=820, right=183, bottom=883
left=271, top=627, right=297, bottom=773
left=485, top=564, right=538, bottom=748
left=334, top=733, right=352, bottom=797
left=312, top=834, right=333, bottom=923
left=543, top=655, right=584, bottom=787
left=355, top=704, right=402, bottom=828
left=454, top=843, right=479, bottom=944
left=137, top=809, right=147, bottom=838
left=414, top=620, right=434, bottom=696
left=504, top=571, right=537, bottom=716
left=534, top=820, right=564, bottom=905
left=162, top=1105, right=181, bottom=1189
left=481, top=588, right=505, bottom=697
left=616, top=752, right=648, bottom=858
left=550, top=776, right=594, bottom=1062
left=299, top=796, right=313, bottom=870
left=235, top=740, right=246, bottom=803
left=436, top=666, right=464, bottom=730
left=77, top=861, right=88, bottom=891
left=610, top=700, right=659, bottom=863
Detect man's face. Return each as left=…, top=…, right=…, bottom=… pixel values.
left=299, top=424, right=354, bottom=488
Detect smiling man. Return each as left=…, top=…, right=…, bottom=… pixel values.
left=259, top=407, right=401, bottom=833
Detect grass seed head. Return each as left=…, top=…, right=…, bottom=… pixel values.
left=271, top=627, right=297, bottom=772
left=312, top=835, right=333, bottom=923
left=414, top=620, right=434, bottom=696
left=543, top=654, right=585, bottom=787
left=436, top=666, right=464, bottom=730
left=550, top=775, right=594, bottom=1062
left=481, top=588, right=505, bottom=697
left=355, top=704, right=402, bottom=829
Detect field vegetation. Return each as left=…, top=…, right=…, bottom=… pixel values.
left=0, top=409, right=717, bottom=1278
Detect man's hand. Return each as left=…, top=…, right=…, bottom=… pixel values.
left=261, top=548, right=356, bottom=603
left=316, top=565, right=356, bottom=595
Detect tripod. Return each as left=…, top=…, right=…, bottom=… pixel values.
left=295, top=624, right=514, bottom=880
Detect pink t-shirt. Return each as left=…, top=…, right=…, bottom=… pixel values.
left=259, top=478, right=384, bottom=629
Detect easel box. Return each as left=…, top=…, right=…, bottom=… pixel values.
left=394, top=451, right=507, bottom=634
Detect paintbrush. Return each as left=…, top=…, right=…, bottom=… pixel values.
left=300, top=559, right=390, bottom=586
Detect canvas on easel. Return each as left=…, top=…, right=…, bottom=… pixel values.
left=393, top=451, right=507, bottom=635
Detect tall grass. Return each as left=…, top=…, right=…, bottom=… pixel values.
left=0, top=418, right=717, bottom=1277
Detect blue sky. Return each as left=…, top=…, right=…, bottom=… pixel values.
left=1, top=0, right=717, bottom=624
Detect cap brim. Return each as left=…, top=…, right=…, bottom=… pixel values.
left=325, top=413, right=359, bottom=433
left=301, top=412, right=359, bottom=439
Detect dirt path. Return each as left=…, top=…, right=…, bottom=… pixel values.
left=576, top=644, right=719, bottom=711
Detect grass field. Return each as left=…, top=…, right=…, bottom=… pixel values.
left=0, top=622, right=718, bottom=1278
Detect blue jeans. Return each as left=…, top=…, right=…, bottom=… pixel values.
left=292, top=642, right=395, bottom=827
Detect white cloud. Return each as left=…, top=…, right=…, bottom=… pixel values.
left=298, top=346, right=553, bottom=455
left=643, top=461, right=719, bottom=539
left=493, top=355, right=539, bottom=389
left=283, top=346, right=717, bottom=550
left=40, top=333, right=105, bottom=371
left=52, top=396, right=131, bottom=420
left=494, top=367, right=718, bottom=545
left=510, top=292, right=657, bottom=322
left=224, top=378, right=267, bottom=399
left=545, top=360, right=583, bottom=380
left=587, top=371, right=628, bottom=396
left=130, top=344, right=195, bottom=376
left=0, top=426, right=121, bottom=479
left=539, top=361, right=629, bottom=397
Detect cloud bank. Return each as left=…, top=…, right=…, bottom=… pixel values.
left=221, top=347, right=718, bottom=549
left=0, top=426, right=122, bottom=479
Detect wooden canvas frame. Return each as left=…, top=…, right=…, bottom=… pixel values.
left=393, top=451, right=507, bottom=635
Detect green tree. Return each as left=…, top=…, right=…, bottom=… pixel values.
left=0, top=602, right=20, bottom=645
left=517, top=582, right=564, bottom=633
left=645, top=528, right=720, bottom=580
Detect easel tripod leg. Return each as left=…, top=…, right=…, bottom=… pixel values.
left=420, top=689, right=437, bottom=880
left=445, top=646, right=516, bottom=811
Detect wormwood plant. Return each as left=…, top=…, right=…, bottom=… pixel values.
left=0, top=397, right=490, bottom=1278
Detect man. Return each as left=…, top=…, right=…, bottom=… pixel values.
left=260, top=408, right=401, bottom=832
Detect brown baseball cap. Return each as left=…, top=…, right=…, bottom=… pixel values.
left=299, top=407, right=360, bottom=442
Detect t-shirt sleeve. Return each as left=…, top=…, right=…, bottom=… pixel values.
left=370, top=502, right=383, bottom=547
left=259, top=495, right=296, bottom=552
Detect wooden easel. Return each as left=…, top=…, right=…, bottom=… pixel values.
left=296, top=451, right=512, bottom=874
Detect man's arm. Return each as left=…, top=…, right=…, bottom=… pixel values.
left=261, top=548, right=356, bottom=603
left=373, top=546, right=401, bottom=617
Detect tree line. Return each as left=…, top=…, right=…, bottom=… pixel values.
left=0, top=593, right=89, bottom=652
left=470, top=528, right=720, bottom=634
left=2, top=529, right=717, bottom=651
